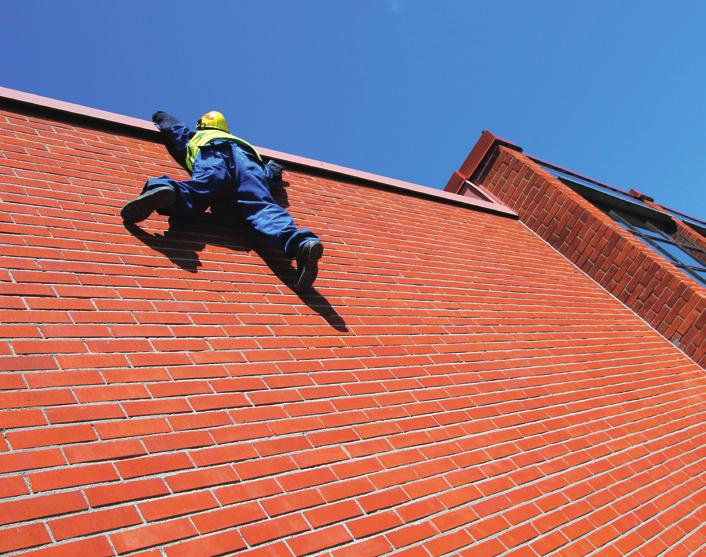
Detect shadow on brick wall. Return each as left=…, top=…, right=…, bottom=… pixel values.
left=124, top=215, right=347, bottom=332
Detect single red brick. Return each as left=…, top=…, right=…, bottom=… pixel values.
left=321, top=477, right=376, bottom=502
left=0, top=355, right=57, bottom=373
left=13, top=339, right=86, bottom=355
left=165, top=529, right=246, bottom=557
left=392, top=546, right=430, bottom=557
left=269, top=416, right=325, bottom=436
left=0, top=491, right=86, bottom=526
left=293, top=446, right=348, bottom=469
left=45, top=402, right=123, bottom=424
left=330, top=535, right=394, bottom=557
left=0, top=408, right=46, bottom=428
left=49, top=505, right=142, bottom=540
left=0, top=388, right=75, bottom=409
left=0, top=324, right=42, bottom=339
left=0, top=475, right=28, bottom=498
left=234, top=454, right=297, bottom=480
left=210, top=422, right=273, bottom=444
left=86, top=477, right=169, bottom=507
left=190, top=442, right=259, bottom=467
left=215, top=477, right=282, bottom=505
left=57, top=353, right=128, bottom=370
left=0, top=522, right=51, bottom=553
left=263, top=489, right=325, bottom=517
left=30, top=462, right=118, bottom=492
left=74, top=383, right=149, bottom=402
left=64, top=438, right=145, bottom=464
left=0, top=448, right=65, bottom=473
left=234, top=541, right=292, bottom=557
left=41, top=324, right=111, bottom=338
left=241, top=513, right=309, bottom=546
left=387, top=521, right=439, bottom=548
left=147, top=380, right=211, bottom=398
left=425, top=529, right=473, bottom=554
left=192, top=501, right=267, bottom=534
left=165, top=464, right=238, bottom=493
left=332, top=457, right=384, bottom=480
left=210, top=377, right=267, bottom=392
left=110, top=517, right=198, bottom=554
left=531, top=531, right=570, bottom=555
left=122, top=398, right=192, bottom=417
left=249, top=389, right=303, bottom=405
left=399, top=499, right=447, bottom=526
left=116, top=452, right=193, bottom=479
left=140, top=490, right=219, bottom=521
left=358, top=487, right=410, bottom=513
left=345, top=438, right=392, bottom=458
left=305, top=500, right=364, bottom=528
left=168, top=410, right=232, bottom=431
left=347, top=510, right=403, bottom=538
left=288, top=524, right=352, bottom=556
left=7, top=423, right=96, bottom=449
left=128, top=352, right=192, bottom=367
left=305, top=424, right=357, bottom=445
left=278, top=467, right=337, bottom=491
left=22, top=536, right=115, bottom=557
left=189, top=393, right=250, bottom=411
left=459, top=537, right=506, bottom=557
left=230, top=406, right=288, bottom=423
left=254, top=435, right=312, bottom=457
left=25, top=369, right=103, bottom=388
left=0, top=283, right=54, bottom=297
left=94, top=417, right=171, bottom=439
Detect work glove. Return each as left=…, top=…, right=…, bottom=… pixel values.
left=151, top=111, right=181, bottom=131
left=266, top=160, right=284, bottom=184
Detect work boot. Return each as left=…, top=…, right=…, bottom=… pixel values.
left=120, top=185, right=176, bottom=224
left=295, top=238, right=324, bottom=290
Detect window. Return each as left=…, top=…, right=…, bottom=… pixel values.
left=537, top=162, right=706, bottom=285
left=607, top=208, right=706, bottom=285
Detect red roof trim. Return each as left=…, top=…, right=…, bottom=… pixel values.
left=0, top=86, right=517, bottom=219
left=444, top=130, right=522, bottom=193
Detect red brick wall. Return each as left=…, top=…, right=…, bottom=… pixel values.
left=476, top=147, right=705, bottom=368
left=1, top=105, right=706, bottom=556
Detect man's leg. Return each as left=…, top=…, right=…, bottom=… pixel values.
left=121, top=177, right=178, bottom=223
left=122, top=150, right=230, bottom=223
left=230, top=147, right=322, bottom=288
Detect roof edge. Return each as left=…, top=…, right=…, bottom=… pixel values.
left=0, top=86, right=517, bottom=219
left=444, top=130, right=523, bottom=194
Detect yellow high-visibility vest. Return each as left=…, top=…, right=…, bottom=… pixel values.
left=185, top=129, right=263, bottom=172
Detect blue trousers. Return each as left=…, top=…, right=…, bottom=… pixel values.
left=143, top=141, right=317, bottom=258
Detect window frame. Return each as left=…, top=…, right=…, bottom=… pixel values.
left=607, top=208, right=706, bottom=285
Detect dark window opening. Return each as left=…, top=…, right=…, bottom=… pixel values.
left=607, top=208, right=706, bottom=285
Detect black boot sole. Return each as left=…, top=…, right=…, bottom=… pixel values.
left=296, top=242, right=324, bottom=290
left=121, top=186, right=176, bottom=224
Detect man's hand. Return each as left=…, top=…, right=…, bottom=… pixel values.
left=152, top=111, right=172, bottom=126
left=151, top=111, right=184, bottom=135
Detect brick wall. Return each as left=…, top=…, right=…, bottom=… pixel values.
left=475, top=147, right=705, bottom=369
left=1, top=104, right=706, bottom=556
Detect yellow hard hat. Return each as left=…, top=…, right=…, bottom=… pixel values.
left=196, top=111, right=229, bottom=133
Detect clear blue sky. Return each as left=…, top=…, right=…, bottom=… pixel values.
left=2, top=1, right=705, bottom=219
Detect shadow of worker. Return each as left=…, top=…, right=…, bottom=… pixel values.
left=125, top=211, right=347, bottom=332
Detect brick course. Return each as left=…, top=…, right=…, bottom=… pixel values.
left=0, top=102, right=705, bottom=555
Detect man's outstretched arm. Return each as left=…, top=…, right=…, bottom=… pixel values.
left=152, top=111, right=194, bottom=168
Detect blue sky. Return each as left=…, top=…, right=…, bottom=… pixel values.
left=2, top=1, right=705, bottom=218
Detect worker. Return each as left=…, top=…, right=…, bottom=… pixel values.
left=121, top=110, right=323, bottom=290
